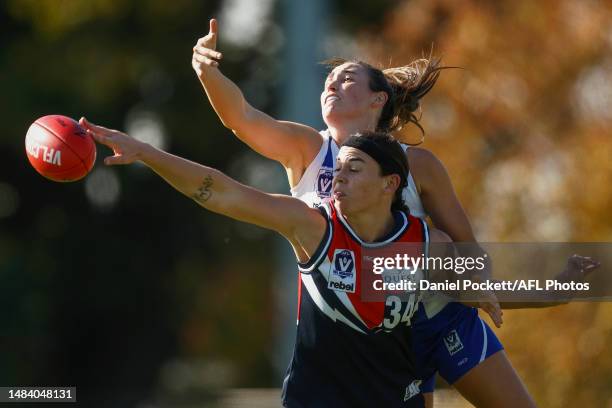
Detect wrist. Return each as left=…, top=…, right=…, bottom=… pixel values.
left=198, top=64, right=219, bottom=79
left=139, top=142, right=157, bottom=163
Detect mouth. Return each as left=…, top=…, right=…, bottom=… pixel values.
left=325, top=94, right=340, bottom=104
left=333, top=191, right=346, bottom=200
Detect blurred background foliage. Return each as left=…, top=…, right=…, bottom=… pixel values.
left=0, top=0, right=611, bottom=407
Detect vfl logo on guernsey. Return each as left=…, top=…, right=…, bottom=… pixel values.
left=328, top=249, right=356, bottom=293
left=316, top=168, right=333, bottom=197
left=443, top=329, right=464, bottom=356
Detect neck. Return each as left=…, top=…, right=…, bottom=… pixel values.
left=337, top=202, right=396, bottom=243
left=327, top=117, right=377, bottom=145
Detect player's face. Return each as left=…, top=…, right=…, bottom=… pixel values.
left=321, top=63, right=378, bottom=125
left=333, top=146, right=389, bottom=215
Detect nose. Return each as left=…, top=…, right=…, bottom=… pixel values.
left=333, top=168, right=347, bottom=185
left=326, top=77, right=338, bottom=92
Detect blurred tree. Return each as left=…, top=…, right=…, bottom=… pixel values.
left=355, top=0, right=612, bottom=406
left=1, top=0, right=611, bottom=406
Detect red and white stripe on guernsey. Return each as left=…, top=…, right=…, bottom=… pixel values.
left=298, top=200, right=427, bottom=332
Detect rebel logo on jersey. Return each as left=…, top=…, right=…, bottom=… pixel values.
left=328, top=249, right=356, bottom=293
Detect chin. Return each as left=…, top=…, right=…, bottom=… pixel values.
left=334, top=199, right=361, bottom=218
left=323, top=109, right=343, bottom=126
left=334, top=199, right=351, bottom=215
left=322, top=112, right=334, bottom=126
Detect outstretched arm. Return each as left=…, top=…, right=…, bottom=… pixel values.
left=80, top=118, right=326, bottom=253
left=411, top=148, right=503, bottom=327
left=494, top=255, right=600, bottom=309
left=410, top=148, right=601, bottom=309
left=192, top=19, right=321, bottom=175
left=409, top=147, right=476, bottom=243
left=409, top=147, right=492, bottom=281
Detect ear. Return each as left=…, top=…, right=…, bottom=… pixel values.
left=371, top=92, right=388, bottom=108
left=383, top=174, right=401, bottom=195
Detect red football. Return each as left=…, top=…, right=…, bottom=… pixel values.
left=25, top=115, right=96, bottom=182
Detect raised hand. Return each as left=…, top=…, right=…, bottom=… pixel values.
left=192, top=19, right=223, bottom=76
left=556, top=254, right=600, bottom=282
left=80, top=117, right=148, bottom=165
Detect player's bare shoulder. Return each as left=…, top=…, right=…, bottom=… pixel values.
left=405, top=146, right=448, bottom=191
left=278, top=120, right=326, bottom=161
left=406, top=146, right=444, bottom=172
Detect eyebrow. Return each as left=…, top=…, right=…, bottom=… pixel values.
left=327, top=68, right=358, bottom=79
left=337, top=157, right=365, bottom=164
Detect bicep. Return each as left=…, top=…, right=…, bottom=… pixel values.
left=232, top=106, right=322, bottom=169
left=211, top=177, right=324, bottom=242
left=427, top=229, right=453, bottom=256
left=426, top=229, right=456, bottom=282
left=412, top=149, right=476, bottom=242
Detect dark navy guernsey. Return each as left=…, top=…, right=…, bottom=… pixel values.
left=282, top=201, right=429, bottom=408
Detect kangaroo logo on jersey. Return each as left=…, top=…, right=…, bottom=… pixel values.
left=315, top=168, right=333, bottom=197
left=443, top=329, right=464, bottom=356
left=328, top=249, right=356, bottom=293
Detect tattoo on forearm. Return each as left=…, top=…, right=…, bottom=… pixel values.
left=192, top=175, right=213, bottom=203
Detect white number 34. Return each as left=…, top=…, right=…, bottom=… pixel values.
left=383, top=295, right=417, bottom=330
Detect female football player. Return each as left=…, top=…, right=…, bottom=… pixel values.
left=191, top=18, right=534, bottom=408
left=85, top=122, right=454, bottom=407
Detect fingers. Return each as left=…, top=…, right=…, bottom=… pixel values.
left=482, top=301, right=503, bottom=328
left=566, top=254, right=601, bottom=279
left=192, top=36, right=222, bottom=70
left=192, top=52, right=220, bottom=68
left=193, top=45, right=222, bottom=60
left=81, top=119, right=119, bottom=149
left=582, top=259, right=601, bottom=277
left=488, top=301, right=503, bottom=327
left=78, top=117, right=139, bottom=165
left=104, top=154, right=129, bottom=166
left=194, top=18, right=219, bottom=50
left=87, top=131, right=125, bottom=165
left=79, top=117, right=117, bottom=136
left=210, top=18, right=217, bottom=36
left=192, top=18, right=221, bottom=69
left=479, top=291, right=503, bottom=328
left=80, top=116, right=104, bottom=132
left=88, top=129, right=111, bottom=146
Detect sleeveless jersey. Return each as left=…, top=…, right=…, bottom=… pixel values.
left=287, top=130, right=504, bottom=392
left=282, top=201, right=429, bottom=408
left=290, top=129, right=447, bottom=318
left=290, top=130, right=338, bottom=208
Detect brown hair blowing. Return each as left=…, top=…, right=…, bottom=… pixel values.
left=323, top=55, right=447, bottom=139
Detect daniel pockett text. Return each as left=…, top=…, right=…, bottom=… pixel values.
left=372, top=278, right=590, bottom=292
left=370, top=254, right=590, bottom=293
left=360, top=243, right=607, bottom=303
